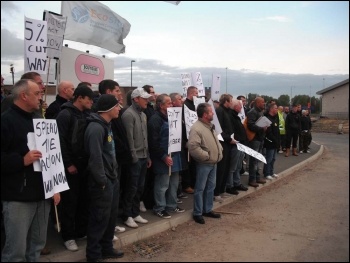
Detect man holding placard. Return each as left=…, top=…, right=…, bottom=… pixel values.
left=148, top=94, right=185, bottom=219
left=1, top=79, right=60, bottom=262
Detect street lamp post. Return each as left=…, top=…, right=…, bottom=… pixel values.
left=10, top=64, right=14, bottom=86
left=131, top=60, right=135, bottom=87
left=225, top=67, right=228, bottom=93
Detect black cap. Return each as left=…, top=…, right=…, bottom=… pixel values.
left=97, top=94, right=119, bottom=112
left=73, top=85, right=94, bottom=99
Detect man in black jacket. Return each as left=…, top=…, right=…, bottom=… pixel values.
left=1, top=79, right=60, bottom=262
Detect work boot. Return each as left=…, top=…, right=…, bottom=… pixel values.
left=292, top=148, right=299, bottom=156
left=285, top=148, right=290, bottom=157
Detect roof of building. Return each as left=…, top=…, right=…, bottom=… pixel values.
left=316, top=78, right=349, bottom=95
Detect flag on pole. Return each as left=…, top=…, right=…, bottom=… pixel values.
left=61, top=1, right=131, bottom=54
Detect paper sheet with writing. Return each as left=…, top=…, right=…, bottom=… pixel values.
left=255, top=116, right=272, bottom=127
left=236, top=143, right=266, bottom=164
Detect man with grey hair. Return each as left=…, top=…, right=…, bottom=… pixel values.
left=1, top=79, right=60, bottom=262
left=188, top=103, right=223, bottom=224
left=45, top=81, right=75, bottom=119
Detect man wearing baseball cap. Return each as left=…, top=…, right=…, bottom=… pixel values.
left=121, top=88, right=152, bottom=228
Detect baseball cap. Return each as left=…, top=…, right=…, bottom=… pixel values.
left=131, top=88, right=152, bottom=99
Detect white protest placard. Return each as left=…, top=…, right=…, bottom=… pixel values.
left=255, top=116, right=272, bottom=127
left=207, top=99, right=223, bottom=140
left=33, top=119, right=69, bottom=199
left=167, top=107, right=182, bottom=154
left=236, top=143, right=266, bottom=164
left=193, top=96, right=205, bottom=110
left=191, top=72, right=205, bottom=97
left=24, top=17, right=48, bottom=74
left=184, top=104, right=198, bottom=139
left=44, top=10, right=67, bottom=59
left=211, top=74, right=221, bottom=101
left=238, top=100, right=246, bottom=124
left=181, top=73, right=192, bottom=98
left=27, top=133, right=42, bottom=172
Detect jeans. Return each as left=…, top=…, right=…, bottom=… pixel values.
left=227, top=147, right=245, bottom=188
left=153, top=171, right=179, bottom=213
left=122, top=158, right=147, bottom=220
left=263, top=148, right=277, bottom=177
left=193, top=163, right=217, bottom=216
left=1, top=200, right=50, bottom=262
left=248, top=140, right=264, bottom=182
left=86, top=177, right=119, bottom=260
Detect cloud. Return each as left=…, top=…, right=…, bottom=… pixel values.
left=252, top=16, right=291, bottom=23
left=1, top=28, right=24, bottom=59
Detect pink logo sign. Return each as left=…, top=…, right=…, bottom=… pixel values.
left=75, top=54, right=105, bottom=84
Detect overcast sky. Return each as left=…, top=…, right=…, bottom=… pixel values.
left=1, top=1, right=349, bottom=98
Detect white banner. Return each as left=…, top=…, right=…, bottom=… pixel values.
left=211, top=74, right=221, bottom=101
left=61, top=1, right=131, bottom=54
left=191, top=72, right=205, bottom=97
left=167, top=107, right=182, bottom=154
left=181, top=73, right=192, bottom=98
left=184, top=104, right=198, bottom=139
left=44, top=10, right=67, bottom=59
left=238, top=100, right=246, bottom=123
left=236, top=143, right=267, bottom=164
left=33, top=119, right=70, bottom=199
left=24, top=17, right=48, bottom=74
left=207, top=99, right=223, bottom=137
left=193, top=96, right=205, bottom=110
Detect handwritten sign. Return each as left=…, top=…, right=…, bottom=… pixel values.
left=238, top=100, right=246, bottom=124
left=211, top=74, right=221, bottom=101
left=207, top=99, right=223, bottom=138
left=181, top=73, right=192, bottom=98
left=44, top=10, right=67, bottom=59
left=236, top=143, right=266, bottom=164
left=24, top=17, right=48, bottom=74
left=33, top=119, right=69, bottom=198
left=167, top=107, right=182, bottom=154
left=193, top=96, right=205, bottom=110
left=184, top=104, right=198, bottom=139
left=191, top=72, right=205, bottom=97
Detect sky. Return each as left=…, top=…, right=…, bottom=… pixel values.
left=1, top=1, right=349, bottom=98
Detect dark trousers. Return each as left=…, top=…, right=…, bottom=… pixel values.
left=181, top=148, right=197, bottom=189
left=286, top=129, right=299, bottom=148
left=214, top=142, right=231, bottom=196
left=121, top=158, right=147, bottom=220
left=86, top=178, right=119, bottom=260
left=59, top=170, right=88, bottom=241
left=280, top=134, right=286, bottom=150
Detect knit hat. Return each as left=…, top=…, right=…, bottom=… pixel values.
left=73, top=85, right=94, bottom=99
left=131, top=88, right=152, bottom=99
left=97, top=94, right=119, bottom=112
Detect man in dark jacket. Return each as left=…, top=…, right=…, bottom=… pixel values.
left=226, top=99, right=249, bottom=193
left=84, top=94, right=124, bottom=262
left=285, top=104, right=301, bottom=157
left=263, top=103, right=280, bottom=180
left=1, top=79, right=60, bottom=262
left=246, top=97, right=268, bottom=187
left=56, top=86, right=94, bottom=251
left=45, top=81, right=75, bottom=119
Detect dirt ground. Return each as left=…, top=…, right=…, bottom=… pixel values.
left=111, top=133, right=349, bottom=262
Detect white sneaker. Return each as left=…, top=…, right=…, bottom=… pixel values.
left=64, top=239, right=78, bottom=252
left=133, top=215, right=148, bottom=224
left=115, top=226, right=126, bottom=233
left=300, top=151, right=303, bottom=154
left=124, top=217, right=138, bottom=228
left=214, top=195, right=224, bottom=203
left=140, top=201, right=147, bottom=212
left=278, top=150, right=284, bottom=153
left=266, top=175, right=274, bottom=180
left=113, top=235, right=118, bottom=241
left=272, top=174, right=279, bottom=178
left=306, top=150, right=311, bottom=153
left=242, top=171, right=249, bottom=176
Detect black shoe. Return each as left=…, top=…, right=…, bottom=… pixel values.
left=87, top=258, right=103, bottom=262
left=234, top=184, right=248, bottom=191
left=202, top=211, right=221, bottom=218
left=226, top=187, right=239, bottom=195
left=193, top=215, right=205, bottom=224
left=102, top=249, right=124, bottom=259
